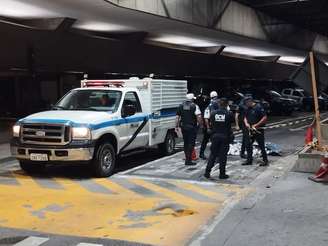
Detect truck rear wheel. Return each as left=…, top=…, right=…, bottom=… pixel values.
left=93, top=142, right=116, bottom=177
left=19, top=161, right=46, bottom=174
left=159, top=131, right=176, bottom=156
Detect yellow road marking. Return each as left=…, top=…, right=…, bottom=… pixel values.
left=10, top=170, right=39, bottom=188
left=174, top=182, right=230, bottom=202
left=131, top=178, right=211, bottom=205
left=94, top=178, right=142, bottom=198
left=0, top=174, right=251, bottom=246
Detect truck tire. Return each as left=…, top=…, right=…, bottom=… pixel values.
left=19, top=161, right=46, bottom=174
left=159, top=131, right=176, bottom=156
left=93, top=142, right=116, bottom=177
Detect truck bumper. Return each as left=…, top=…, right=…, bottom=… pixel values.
left=10, top=139, right=95, bottom=162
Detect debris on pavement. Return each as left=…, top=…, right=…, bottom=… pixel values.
left=228, top=140, right=282, bottom=156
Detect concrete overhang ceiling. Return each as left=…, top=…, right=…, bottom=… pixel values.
left=0, top=0, right=320, bottom=65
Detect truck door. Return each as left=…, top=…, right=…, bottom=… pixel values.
left=121, top=91, right=148, bottom=150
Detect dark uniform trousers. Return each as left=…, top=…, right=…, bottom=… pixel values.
left=182, top=126, right=197, bottom=163
left=240, top=124, right=247, bottom=155
left=245, top=128, right=268, bottom=163
left=200, top=127, right=210, bottom=156
left=205, top=134, right=230, bottom=175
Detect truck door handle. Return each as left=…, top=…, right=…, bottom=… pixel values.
left=130, top=123, right=139, bottom=128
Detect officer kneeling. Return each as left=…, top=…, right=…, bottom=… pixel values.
left=204, top=98, right=234, bottom=179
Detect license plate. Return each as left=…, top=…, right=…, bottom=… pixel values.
left=30, top=153, right=48, bottom=161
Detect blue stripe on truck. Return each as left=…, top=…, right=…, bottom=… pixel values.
left=19, top=107, right=178, bottom=131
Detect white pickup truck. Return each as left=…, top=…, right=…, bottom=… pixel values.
left=11, top=78, right=187, bottom=177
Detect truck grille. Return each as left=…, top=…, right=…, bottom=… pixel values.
left=21, top=123, right=71, bottom=146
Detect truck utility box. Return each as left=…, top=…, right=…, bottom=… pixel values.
left=11, top=77, right=188, bottom=177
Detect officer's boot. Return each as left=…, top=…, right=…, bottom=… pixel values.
left=185, top=150, right=196, bottom=166
left=219, top=165, right=229, bottom=179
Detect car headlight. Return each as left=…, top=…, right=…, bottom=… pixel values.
left=13, top=125, right=21, bottom=137
left=72, top=127, right=91, bottom=140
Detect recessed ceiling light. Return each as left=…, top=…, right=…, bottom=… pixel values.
left=279, top=56, right=305, bottom=64
left=223, top=46, right=275, bottom=57
left=74, top=21, right=132, bottom=32
left=0, top=0, right=59, bottom=18
left=151, top=35, right=219, bottom=47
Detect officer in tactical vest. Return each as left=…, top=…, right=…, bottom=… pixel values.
left=204, top=98, right=234, bottom=179
left=176, top=93, right=202, bottom=166
left=200, top=91, right=219, bottom=159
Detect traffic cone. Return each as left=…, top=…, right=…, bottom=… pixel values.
left=305, top=127, right=313, bottom=145
left=309, top=153, right=328, bottom=183
left=192, top=148, right=198, bottom=161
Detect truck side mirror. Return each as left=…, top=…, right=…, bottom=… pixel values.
left=122, top=104, right=136, bottom=117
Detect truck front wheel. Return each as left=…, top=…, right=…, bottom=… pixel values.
left=159, top=131, right=176, bottom=156
left=93, top=142, right=116, bottom=177
left=19, top=161, right=46, bottom=174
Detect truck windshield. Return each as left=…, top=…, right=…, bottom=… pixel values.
left=55, top=90, right=122, bottom=112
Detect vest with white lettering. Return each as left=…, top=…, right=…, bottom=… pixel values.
left=210, top=108, right=234, bottom=137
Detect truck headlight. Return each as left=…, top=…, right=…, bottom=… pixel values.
left=13, top=125, right=21, bottom=137
left=72, top=127, right=91, bottom=140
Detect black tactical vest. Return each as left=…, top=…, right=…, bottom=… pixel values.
left=179, top=101, right=197, bottom=129
left=210, top=108, right=233, bottom=137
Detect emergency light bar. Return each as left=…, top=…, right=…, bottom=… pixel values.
left=81, top=80, right=125, bottom=88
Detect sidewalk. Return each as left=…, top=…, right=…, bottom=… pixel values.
left=195, top=158, right=328, bottom=246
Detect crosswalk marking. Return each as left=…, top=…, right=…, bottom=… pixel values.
left=76, top=243, right=103, bottom=246
left=176, top=182, right=227, bottom=202
left=78, top=179, right=117, bottom=195
left=0, top=171, right=20, bottom=186
left=96, top=179, right=140, bottom=197
left=32, top=177, right=65, bottom=190
left=150, top=180, right=217, bottom=203
left=13, top=236, right=49, bottom=246
left=0, top=170, right=234, bottom=204
left=111, top=178, right=165, bottom=198
left=11, top=171, right=41, bottom=188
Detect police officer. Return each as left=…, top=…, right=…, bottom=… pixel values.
left=200, top=91, right=219, bottom=159
left=235, top=98, right=247, bottom=159
left=204, top=98, right=234, bottom=179
left=243, top=96, right=268, bottom=166
left=176, top=93, right=202, bottom=166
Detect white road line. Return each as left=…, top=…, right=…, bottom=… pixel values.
left=14, top=236, right=49, bottom=246
left=290, top=117, right=328, bottom=131
left=76, top=243, right=103, bottom=246
left=265, top=113, right=317, bottom=127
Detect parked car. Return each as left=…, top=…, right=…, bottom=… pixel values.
left=281, top=88, right=325, bottom=111
left=319, top=92, right=328, bottom=110
left=256, top=90, right=298, bottom=116
left=228, top=92, right=271, bottom=114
